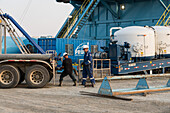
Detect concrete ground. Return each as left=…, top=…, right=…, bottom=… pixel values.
left=0, top=75, right=169, bottom=113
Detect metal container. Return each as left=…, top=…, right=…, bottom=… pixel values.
left=2, top=36, right=26, bottom=54
left=114, top=26, right=155, bottom=60
left=152, top=26, right=170, bottom=58
left=38, top=38, right=106, bottom=63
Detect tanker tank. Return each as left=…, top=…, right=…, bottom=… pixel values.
left=152, top=26, right=170, bottom=58
left=114, top=26, right=156, bottom=61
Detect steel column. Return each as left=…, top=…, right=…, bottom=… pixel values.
left=4, top=25, right=6, bottom=54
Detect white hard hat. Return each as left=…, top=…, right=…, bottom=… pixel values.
left=63, top=52, right=68, bottom=57
left=83, top=45, right=89, bottom=49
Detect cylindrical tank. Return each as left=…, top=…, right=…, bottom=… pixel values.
left=92, top=52, right=108, bottom=59
left=114, top=26, right=155, bottom=60
left=2, top=36, right=26, bottom=54
left=152, top=26, right=170, bottom=58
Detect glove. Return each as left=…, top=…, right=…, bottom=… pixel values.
left=81, top=62, right=84, bottom=66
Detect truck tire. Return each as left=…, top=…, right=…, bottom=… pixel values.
left=25, top=65, right=50, bottom=88
left=0, top=65, right=20, bottom=88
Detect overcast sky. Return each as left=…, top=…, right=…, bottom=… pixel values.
left=0, top=0, right=73, bottom=37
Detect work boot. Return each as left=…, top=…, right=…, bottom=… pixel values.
left=91, top=83, right=94, bottom=87
left=84, top=83, right=86, bottom=87
left=73, top=81, right=77, bottom=86
left=58, top=81, right=62, bottom=86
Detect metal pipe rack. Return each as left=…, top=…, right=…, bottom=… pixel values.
left=98, top=74, right=170, bottom=96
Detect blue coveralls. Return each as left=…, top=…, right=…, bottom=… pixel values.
left=82, top=51, right=95, bottom=85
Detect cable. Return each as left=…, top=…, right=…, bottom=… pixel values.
left=19, top=0, right=32, bottom=24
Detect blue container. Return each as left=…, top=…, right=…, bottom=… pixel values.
left=38, top=38, right=56, bottom=51
left=2, top=36, right=26, bottom=54
left=38, top=38, right=106, bottom=63
left=1, top=36, right=39, bottom=54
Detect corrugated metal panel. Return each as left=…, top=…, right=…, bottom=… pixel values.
left=38, top=38, right=56, bottom=51
left=38, top=38, right=106, bottom=63
left=55, top=39, right=106, bottom=63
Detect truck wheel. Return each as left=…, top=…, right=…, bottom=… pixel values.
left=25, top=65, right=50, bottom=88
left=0, top=65, right=20, bottom=88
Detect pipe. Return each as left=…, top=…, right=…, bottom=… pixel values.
left=110, top=27, right=122, bottom=42
left=113, top=87, right=170, bottom=96
left=0, top=25, right=2, bottom=54
left=0, top=54, right=52, bottom=60
left=159, top=0, right=168, bottom=10
left=4, top=25, right=6, bottom=54
left=107, top=74, right=170, bottom=80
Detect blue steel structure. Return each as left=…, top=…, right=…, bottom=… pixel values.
left=56, top=0, right=170, bottom=40
left=98, top=75, right=170, bottom=96
left=0, top=13, right=46, bottom=54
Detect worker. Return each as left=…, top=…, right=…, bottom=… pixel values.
left=82, top=45, right=95, bottom=87
left=59, top=52, right=77, bottom=86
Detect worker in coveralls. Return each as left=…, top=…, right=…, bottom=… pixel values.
left=59, top=52, right=77, bottom=86
left=82, top=45, right=95, bottom=87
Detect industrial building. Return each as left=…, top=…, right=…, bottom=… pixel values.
left=56, top=0, right=170, bottom=40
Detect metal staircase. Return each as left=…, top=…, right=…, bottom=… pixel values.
left=156, top=4, right=170, bottom=26
left=56, top=9, right=78, bottom=38
left=0, top=10, right=30, bottom=54
left=55, top=0, right=100, bottom=39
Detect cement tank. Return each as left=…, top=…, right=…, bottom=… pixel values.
left=152, top=26, right=170, bottom=58
left=114, top=26, right=155, bottom=60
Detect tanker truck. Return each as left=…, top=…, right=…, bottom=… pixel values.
left=93, top=26, right=170, bottom=75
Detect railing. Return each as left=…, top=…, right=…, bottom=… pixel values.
left=156, top=4, right=170, bottom=26
left=60, top=0, right=91, bottom=38
left=78, top=59, right=111, bottom=82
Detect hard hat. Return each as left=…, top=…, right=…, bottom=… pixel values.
left=63, top=52, right=68, bottom=57
left=83, top=45, right=89, bottom=49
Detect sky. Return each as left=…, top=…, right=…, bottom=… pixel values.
left=0, top=0, right=73, bottom=37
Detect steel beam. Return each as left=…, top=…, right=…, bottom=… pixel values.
left=159, top=0, right=168, bottom=10
left=100, top=0, right=118, bottom=18
left=107, top=74, right=170, bottom=80
left=4, top=25, right=6, bottom=54
left=112, top=87, right=170, bottom=96
left=98, top=76, right=170, bottom=96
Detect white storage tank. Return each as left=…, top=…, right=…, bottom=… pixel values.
left=114, top=26, right=155, bottom=60
left=152, top=26, right=170, bottom=58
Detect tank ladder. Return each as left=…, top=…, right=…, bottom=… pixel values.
left=156, top=4, right=170, bottom=26
left=0, top=10, right=30, bottom=54
left=55, top=0, right=100, bottom=39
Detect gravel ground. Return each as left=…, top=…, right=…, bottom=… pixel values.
left=0, top=75, right=169, bottom=113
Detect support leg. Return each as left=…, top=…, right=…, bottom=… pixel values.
left=167, top=79, right=170, bottom=87
left=98, top=77, right=113, bottom=96
left=136, top=78, right=149, bottom=96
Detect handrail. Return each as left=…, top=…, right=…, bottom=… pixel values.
left=67, top=0, right=98, bottom=38
left=156, top=4, right=170, bottom=26
left=60, top=0, right=91, bottom=38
